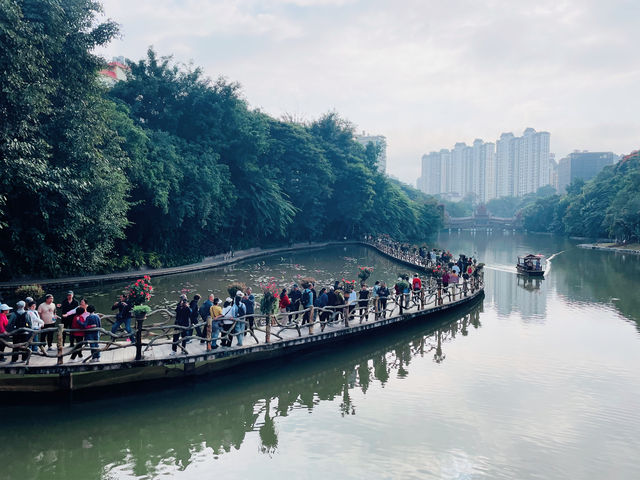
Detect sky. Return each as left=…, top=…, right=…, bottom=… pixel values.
left=96, top=0, right=640, bottom=184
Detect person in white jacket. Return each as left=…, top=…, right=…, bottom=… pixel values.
left=27, top=301, right=44, bottom=352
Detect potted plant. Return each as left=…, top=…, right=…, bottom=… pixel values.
left=132, top=304, right=151, bottom=319
left=357, top=266, right=373, bottom=284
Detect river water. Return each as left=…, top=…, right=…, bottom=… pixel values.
left=3, top=232, right=640, bottom=480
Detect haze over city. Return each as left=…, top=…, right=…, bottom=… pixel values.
left=96, top=0, right=640, bottom=183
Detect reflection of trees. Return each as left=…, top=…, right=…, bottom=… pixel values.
left=2, top=304, right=484, bottom=479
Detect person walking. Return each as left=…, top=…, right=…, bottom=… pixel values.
left=58, top=291, right=79, bottom=346
left=171, top=295, right=191, bottom=355
left=358, top=284, right=370, bottom=322
left=199, top=294, right=214, bottom=345
left=288, top=284, right=302, bottom=322
left=9, top=301, right=31, bottom=363
left=188, top=294, right=201, bottom=342
left=242, top=288, right=255, bottom=335
left=83, top=305, right=101, bottom=362
left=208, top=297, right=223, bottom=349
left=232, top=291, right=247, bottom=346
left=111, top=294, right=135, bottom=344
left=37, top=294, right=57, bottom=351
left=26, top=301, right=44, bottom=352
left=0, top=304, right=10, bottom=361
left=220, top=298, right=234, bottom=347
left=378, top=282, right=390, bottom=318
left=69, top=307, right=86, bottom=361
left=279, top=288, right=291, bottom=323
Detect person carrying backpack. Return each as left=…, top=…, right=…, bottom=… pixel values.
left=83, top=305, right=102, bottom=362
left=232, top=291, right=247, bottom=346
left=9, top=301, right=31, bottom=363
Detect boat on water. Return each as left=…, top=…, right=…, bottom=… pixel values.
left=516, top=254, right=545, bottom=277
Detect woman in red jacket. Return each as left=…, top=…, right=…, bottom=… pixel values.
left=69, top=307, right=86, bottom=361
left=278, top=288, right=291, bottom=324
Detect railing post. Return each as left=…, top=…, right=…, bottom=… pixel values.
left=135, top=317, right=143, bottom=361
left=57, top=323, right=64, bottom=365
left=206, top=317, right=212, bottom=350
left=265, top=315, right=271, bottom=343
left=309, top=306, right=314, bottom=335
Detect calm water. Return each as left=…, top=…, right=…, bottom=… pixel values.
left=3, top=233, right=640, bottom=480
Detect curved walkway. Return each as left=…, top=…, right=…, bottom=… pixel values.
left=0, top=241, right=351, bottom=289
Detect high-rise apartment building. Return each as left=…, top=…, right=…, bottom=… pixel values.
left=418, top=128, right=551, bottom=201
left=556, top=151, right=617, bottom=192
left=354, top=132, right=387, bottom=173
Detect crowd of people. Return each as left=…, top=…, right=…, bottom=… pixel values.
left=0, top=237, right=482, bottom=363
left=0, top=291, right=102, bottom=363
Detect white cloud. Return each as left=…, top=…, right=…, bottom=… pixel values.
left=97, top=0, right=640, bottom=183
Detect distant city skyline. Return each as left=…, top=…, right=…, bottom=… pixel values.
left=96, top=0, right=640, bottom=184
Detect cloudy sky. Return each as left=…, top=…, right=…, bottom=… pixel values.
left=96, top=0, right=640, bottom=184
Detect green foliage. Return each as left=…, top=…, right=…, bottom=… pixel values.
left=519, top=152, right=640, bottom=240
left=0, top=14, right=443, bottom=279
left=132, top=304, right=151, bottom=317
left=15, top=284, right=45, bottom=301
left=227, top=282, right=247, bottom=298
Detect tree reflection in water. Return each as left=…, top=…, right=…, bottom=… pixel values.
left=1, top=303, right=483, bottom=479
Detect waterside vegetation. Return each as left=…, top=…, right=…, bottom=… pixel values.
left=0, top=0, right=441, bottom=279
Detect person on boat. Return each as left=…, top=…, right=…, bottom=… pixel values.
left=37, top=294, right=57, bottom=351
left=111, top=294, right=135, bottom=344
left=208, top=297, right=222, bottom=349
left=358, top=284, right=370, bottom=322
left=171, top=295, right=191, bottom=355
left=83, top=305, right=101, bottom=362
left=27, top=301, right=44, bottom=353
left=69, top=307, right=86, bottom=361
left=220, top=298, right=234, bottom=347
left=0, top=304, right=10, bottom=361
left=535, top=259, right=541, bottom=271
left=232, top=291, right=247, bottom=346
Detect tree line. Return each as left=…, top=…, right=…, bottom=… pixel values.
left=520, top=150, right=640, bottom=241
left=0, top=0, right=442, bottom=278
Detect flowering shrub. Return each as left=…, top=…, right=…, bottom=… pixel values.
left=357, top=266, right=373, bottom=283
left=15, top=284, right=45, bottom=301
left=259, top=278, right=279, bottom=315
left=125, top=275, right=153, bottom=305
left=341, top=279, right=357, bottom=294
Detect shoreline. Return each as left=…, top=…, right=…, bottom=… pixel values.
left=0, top=241, right=356, bottom=290
left=577, top=243, right=640, bottom=255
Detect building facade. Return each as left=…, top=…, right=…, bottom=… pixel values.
left=354, top=132, right=387, bottom=173
left=418, top=128, right=551, bottom=201
left=556, top=151, right=617, bottom=192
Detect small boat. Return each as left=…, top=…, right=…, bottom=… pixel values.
left=516, top=254, right=545, bottom=277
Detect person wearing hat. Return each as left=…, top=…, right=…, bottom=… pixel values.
left=9, top=301, right=31, bottom=363
left=232, top=291, right=247, bottom=346
left=58, top=290, right=79, bottom=345
left=0, top=304, right=11, bottom=361
left=37, top=294, right=57, bottom=351
left=220, top=297, right=235, bottom=347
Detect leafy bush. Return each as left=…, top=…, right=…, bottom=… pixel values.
left=15, top=284, right=45, bottom=301
left=227, top=282, right=247, bottom=298
left=132, top=304, right=152, bottom=317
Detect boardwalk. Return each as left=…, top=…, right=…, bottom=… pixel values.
left=0, top=242, right=485, bottom=391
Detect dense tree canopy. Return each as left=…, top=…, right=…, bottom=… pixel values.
left=0, top=2, right=443, bottom=278
left=520, top=151, right=640, bottom=241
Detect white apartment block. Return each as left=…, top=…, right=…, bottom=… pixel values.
left=354, top=132, right=387, bottom=173
left=417, top=128, right=551, bottom=201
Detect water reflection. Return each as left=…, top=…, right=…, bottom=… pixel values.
left=438, top=231, right=640, bottom=327
left=2, top=303, right=483, bottom=479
